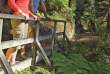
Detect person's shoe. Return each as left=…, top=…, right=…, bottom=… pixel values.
left=10, top=61, right=19, bottom=66
left=20, top=54, right=28, bottom=59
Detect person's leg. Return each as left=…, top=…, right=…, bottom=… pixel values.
left=6, top=19, right=28, bottom=64
left=6, top=48, right=16, bottom=62
left=6, top=19, right=19, bottom=64
left=20, top=45, right=26, bottom=55
left=30, top=29, right=34, bottom=49
left=11, top=49, right=18, bottom=64
left=20, top=24, right=34, bottom=58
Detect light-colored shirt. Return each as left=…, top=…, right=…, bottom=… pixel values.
left=33, top=0, right=44, bottom=13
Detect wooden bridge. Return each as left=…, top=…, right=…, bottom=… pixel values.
left=0, top=13, right=71, bottom=74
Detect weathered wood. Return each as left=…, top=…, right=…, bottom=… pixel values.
left=0, top=13, right=66, bottom=22
left=62, top=22, right=66, bottom=47
left=0, top=19, right=14, bottom=74
left=64, top=22, right=66, bottom=34
left=1, top=32, right=63, bottom=49
left=32, top=22, right=52, bottom=67
left=51, top=22, right=57, bottom=50
left=36, top=39, right=52, bottom=67
left=63, top=22, right=71, bottom=46
left=0, top=13, right=34, bottom=20
left=0, top=13, right=69, bottom=74
left=31, top=22, right=38, bottom=66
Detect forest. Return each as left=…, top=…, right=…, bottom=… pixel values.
left=1, top=0, right=110, bottom=74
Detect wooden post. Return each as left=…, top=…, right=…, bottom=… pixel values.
left=63, top=22, right=71, bottom=46
left=31, top=22, right=52, bottom=67
left=62, top=22, right=66, bottom=46
left=0, top=19, right=14, bottom=74
left=52, top=22, right=66, bottom=55
left=51, top=22, right=57, bottom=50
left=31, top=22, right=38, bottom=66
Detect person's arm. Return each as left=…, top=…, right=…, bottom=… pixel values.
left=29, top=0, right=36, bottom=15
left=29, top=0, right=41, bottom=21
left=8, top=0, right=19, bottom=12
left=8, top=0, right=29, bottom=20
left=29, top=11, right=37, bottom=21
left=40, top=2, right=52, bottom=21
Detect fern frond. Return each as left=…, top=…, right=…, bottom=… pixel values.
left=33, top=67, right=51, bottom=74
left=52, top=51, right=110, bottom=74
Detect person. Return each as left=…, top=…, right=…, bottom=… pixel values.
left=20, top=0, right=52, bottom=58
left=6, top=0, right=38, bottom=65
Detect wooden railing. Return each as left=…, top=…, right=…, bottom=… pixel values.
left=0, top=13, right=71, bottom=74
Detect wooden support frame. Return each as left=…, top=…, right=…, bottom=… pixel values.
left=0, top=13, right=71, bottom=73
left=0, top=19, right=14, bottom=74
left=31, top=22, right=52, bottom=67
left=63, top=22, right=71, bottom=46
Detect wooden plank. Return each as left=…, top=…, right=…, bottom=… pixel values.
left=36, top=40, right=52, bottom=67
left=35, top=22, right=51, bottom=67
left=1, top=32, right=63, bottom=49
left=0, top=13, right=34, bottom=20
left=0, top=13, right=66, bottom=22
left=0, top=19, right=14, bottom=74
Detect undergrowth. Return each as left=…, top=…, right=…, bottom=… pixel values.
left=52, top=51, right=110, bottom=74
left=14, top=51, right=110, bottom=74
left=14, top=67, right=53, bottom=74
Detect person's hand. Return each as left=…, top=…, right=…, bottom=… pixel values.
left=36, top=15, right=41, bottom=21
left=45, top=16, right=52, bottom=21
left=17, top=9, right=29, bottom=20
left=22, top=13, right=29, bottom=20
left=34, top=15, right=37, bottom=21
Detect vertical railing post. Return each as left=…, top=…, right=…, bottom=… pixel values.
left=31, top=21, right=39, bottom=66
left=51, top=21, right=57, bottom=51
left=62, top=22, right=66, bottom=46
left=51, top=21, right=66, bottom=55
left=63, top=22, right=71, bottom=46
left=0, top=19, right=14, bottom=74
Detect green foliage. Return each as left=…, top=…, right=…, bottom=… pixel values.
left=74, top=43, right=90, bottom=54
left=94, top=38, right=110, bottom=62
left=52, top=51, right=110, bottom=74
left=64, top=42, right=90, bottom=54
left=96, top=25, right=106, bottom=37
left=15, top=69, right=33, bottom=74
left=44, top=0, right=76, bottom=23
left=14, top=67, right=53, bottom=74
left=33, top=67, right=51, bottom=74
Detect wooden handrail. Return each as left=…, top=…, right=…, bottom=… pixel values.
left=0, top=13, right=67, bottom=22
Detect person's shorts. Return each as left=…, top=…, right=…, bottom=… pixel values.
left=28, top=21, right=35, bottom=36
left=11, top=19, right=29, bottom=50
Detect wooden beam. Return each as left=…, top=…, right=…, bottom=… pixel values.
left=0, top=13, right=66, bottom=22
left=1, top=32, right=63, bottom=49
left=0, top=19, right=14, bottom=74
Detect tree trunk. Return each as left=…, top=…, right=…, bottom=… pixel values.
left=68, top=0, right=71, bottom=7
left=106, top=0, right=110, bottom=36
left=91, top=20, right=96, bottom=33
